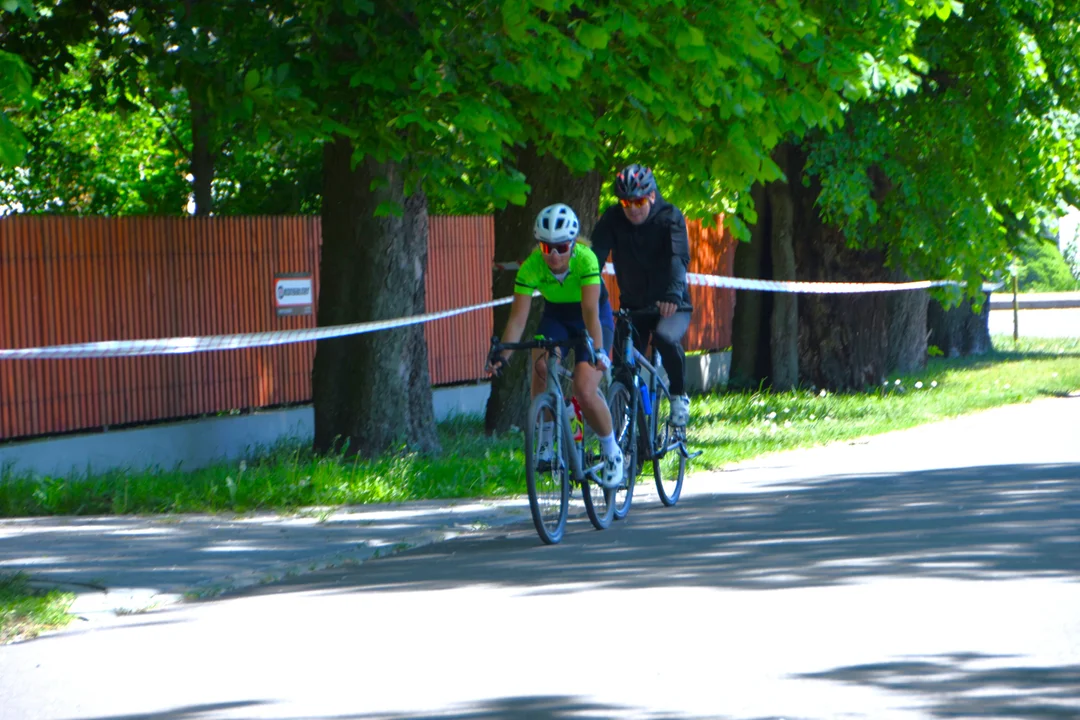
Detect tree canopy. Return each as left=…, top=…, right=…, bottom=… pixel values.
left=806, top=1, right=1080, bottom=292
left=0, top=1, right=36, bottom=168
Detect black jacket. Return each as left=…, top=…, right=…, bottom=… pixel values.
left=589, top=196, right=692, bottom=311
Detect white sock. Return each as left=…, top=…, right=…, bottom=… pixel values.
left=599, top=432, right=619, bottom=457
left=540, top=421, right=554, bottom=447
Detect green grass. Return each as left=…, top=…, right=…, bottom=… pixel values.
left=1, top=335, right=1078, bottom=518
left=684, top=334, right=1080, bottom=469
left=0, top=572, right=75, bottom=644
left=1, top=418, right=525, bottom=517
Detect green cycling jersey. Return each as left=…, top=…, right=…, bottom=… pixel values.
left=513, top=244, right=604, bottom=305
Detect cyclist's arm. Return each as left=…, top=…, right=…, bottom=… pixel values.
left=664, top=210, right=691, bottom=305
left=581, top=284, right=605, bottom=359
left=497, top=293, right=533, bottom=361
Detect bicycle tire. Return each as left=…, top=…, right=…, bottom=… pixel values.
left=651, top=381, right=686, bottom=507
left=580, top=415, right=616, bottom=530
left=525, top=393, right=570, bottom=544
left=607, top=381, right=637, bottom=520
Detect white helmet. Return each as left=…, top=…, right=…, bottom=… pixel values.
left=533, top=203, right=580, bottom=244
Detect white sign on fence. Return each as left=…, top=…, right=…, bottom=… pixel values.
left=274, top=274, right=313, bottom=316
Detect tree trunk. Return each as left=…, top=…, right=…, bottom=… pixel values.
left=189, top=90, right=214, bottom=216
left=312, top=135, right=439, bottom=457
left=791, top=147, right=890, bottom=391
left=729, top=183, right=771, bottom=390
left=484, top=144, right=601, bottom=436
left=927, top=292, right=992, bottom=358
left=886, top=269, right=930, bottom=374
left=768, top=145, right=798, bottom=391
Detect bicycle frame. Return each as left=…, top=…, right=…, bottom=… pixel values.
left=540, top=349, right=608, bottom=485
left=492, top=337, right=606, bottom=485
left=612, top=310, right=697, bottom=461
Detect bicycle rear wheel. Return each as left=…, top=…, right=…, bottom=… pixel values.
left=525, top=393, right=570, bottom=544
left=607, top=380, right=637, bottom=520
left=651, top=383, right=686, bottom=507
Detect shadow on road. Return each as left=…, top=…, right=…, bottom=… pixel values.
left=235, top=462, right=1080, bottom=598
left=801, top=654, right=1080, bottom=718
left=77, top=696, right=713, bottom=719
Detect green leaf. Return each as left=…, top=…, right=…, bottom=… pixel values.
left=374, top=200, right=404, bottom=218
left=576, top=22, right=609, bottom=50
left=675, top=25, right=706, bottom=50
left=726, top=215, right=752, bottom=243
left=243, top=69, right=259, bottom=92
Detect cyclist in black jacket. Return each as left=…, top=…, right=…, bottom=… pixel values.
left=590, top=163, right=693, bottom=427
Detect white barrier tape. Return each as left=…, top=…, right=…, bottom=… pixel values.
left=677, top=269, right=1001, bottom=294
left=1, top=257, right=1002, bottom=360
left=0, top=295, right=517, bottom=360
left=499, top=260, right=998, bottom=293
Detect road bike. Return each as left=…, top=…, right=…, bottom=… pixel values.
left=607, top=308, right=701, bottom=509
left=488, top=334, right=624, bottom=544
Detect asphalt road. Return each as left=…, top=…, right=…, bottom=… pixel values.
left=2, top=396, right=1079, bottom=719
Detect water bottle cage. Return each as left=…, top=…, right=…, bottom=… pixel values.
left=569, top=396, right=584, bottom=443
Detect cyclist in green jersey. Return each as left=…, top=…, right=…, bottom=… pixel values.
left=486, top=203, right=623, bottom=488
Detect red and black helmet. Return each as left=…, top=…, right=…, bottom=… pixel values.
left=614, top=163, right=656, bottom=200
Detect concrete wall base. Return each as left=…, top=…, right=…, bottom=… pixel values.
left=685, top=351, right=731, bottom=395
left=2, top=383, right=492, bottom=479
left=1, top=354, right=731, bottom=480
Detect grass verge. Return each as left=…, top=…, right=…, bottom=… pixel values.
left=686, top=335, right=1080, bottom=469
left=1, top=335, right=1077, bottom=518
left=0, top=573, right=75, bottom=644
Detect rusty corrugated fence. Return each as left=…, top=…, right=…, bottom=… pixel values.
left=1, top=217, right=322, bottom=440
left=1, top=214, right=732, bottom=441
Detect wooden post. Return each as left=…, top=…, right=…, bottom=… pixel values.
left=1011, top=257, right=1019, bottom=344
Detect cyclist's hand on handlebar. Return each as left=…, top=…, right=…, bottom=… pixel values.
left=594, top=349, right=611, bottom=373
left=486, top=353, right=508, bottom=377
left=657, top=301, right=677, bottom=318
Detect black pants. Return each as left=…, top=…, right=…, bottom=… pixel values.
left=616, top=309, right=692, bottom=395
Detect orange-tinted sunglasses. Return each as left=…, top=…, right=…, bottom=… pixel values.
left=539, top=241, right=573, bottom=255
left=619, top=196, right=650, bottom=208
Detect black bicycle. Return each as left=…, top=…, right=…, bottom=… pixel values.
left=488, top=334, right=622, bottom=544
left=608, top=308, right=701, bottom=509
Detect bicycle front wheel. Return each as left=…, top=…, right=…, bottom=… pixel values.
left=607, top=380, right=637, bottom=520
left=525, top=393, right=570, bottom=544
left=651, top=384, right=686, bottom=507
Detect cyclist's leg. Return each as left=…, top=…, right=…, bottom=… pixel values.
left=529, top=348, right=548, bottom=397
left=567, top=304, right=623, bottom=487
left=572, top=360, right=611, bottom=436
left=652, top=310, right=693, bottom=426
left=566, top=301, right=615, bottom=436
left=533, top=311, right=570, bottom=397
left=652, top=310, right=692, bottom=395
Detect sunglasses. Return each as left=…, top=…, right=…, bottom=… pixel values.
left=619, top=196, right=650, bottom=208
left=540, top=241, right=573, bottom=255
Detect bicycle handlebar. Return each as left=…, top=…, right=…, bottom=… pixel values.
left=616, top=306, right=662, bottom=320
left=488, top=333, right=597, bottom=372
